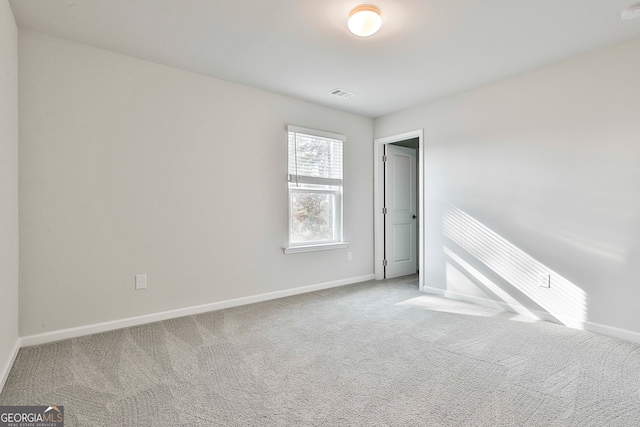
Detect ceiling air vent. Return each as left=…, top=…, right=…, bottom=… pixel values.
left=328, top=88, right=356, bottom=99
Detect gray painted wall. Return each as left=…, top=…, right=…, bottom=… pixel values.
left=0, top=0, right=19, bottom=388
left=18, top=30, right=373, bottom=336
left=374, top=36, right=640, bottom=338
left=11, top=15, right=640, bottom=348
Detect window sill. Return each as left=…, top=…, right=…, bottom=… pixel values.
left=283, top=242, right=349, bottom=254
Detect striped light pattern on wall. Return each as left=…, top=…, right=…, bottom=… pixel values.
left=443, top=203, right=587, bottom=329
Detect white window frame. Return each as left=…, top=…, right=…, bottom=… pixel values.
left=284, top=125, right=349, bottom=254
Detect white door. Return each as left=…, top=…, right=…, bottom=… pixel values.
left=384, top=145, right=417, bottom=278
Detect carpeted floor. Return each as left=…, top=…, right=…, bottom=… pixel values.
left=2, top=275, right=640, bottom=426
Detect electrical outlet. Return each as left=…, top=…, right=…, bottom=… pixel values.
left=538, top=273, right=550, bottom=288
left=135, top=274, right=147, bottom=290
left=347, top=251, right=352, bottom=262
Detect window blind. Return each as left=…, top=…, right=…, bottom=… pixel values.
left=287, top=126, right=345, bottom=187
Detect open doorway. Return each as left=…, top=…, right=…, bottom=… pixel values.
left=386, top=140, right=418, bottom=278
left=374, top=130, right=424, bottom=290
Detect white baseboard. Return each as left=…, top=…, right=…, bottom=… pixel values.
left=0, top=339, right=20, bottom=394
left=422, top=285, right=640, bottom=345
left=20, top=274, right=375, bottom=347
left=584, top=321, right=640, bottom=345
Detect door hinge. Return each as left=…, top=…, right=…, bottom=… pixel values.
left=382, top=207, right=387, bottom=215
left=382, top=155, right=387, bottom=162
left=383, top=259, right=388, bottom=267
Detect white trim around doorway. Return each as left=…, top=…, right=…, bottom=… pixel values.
left=373, top=129, right=425, bottom=291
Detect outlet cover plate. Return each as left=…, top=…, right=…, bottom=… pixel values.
left=135, top=274, right=147, bottom=290
left=538, top=273, right=550, bottom=288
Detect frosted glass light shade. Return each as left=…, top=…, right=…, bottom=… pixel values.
left=348, top=5, right=381, bottom=37
left=620, top=2, right=640, bottom=20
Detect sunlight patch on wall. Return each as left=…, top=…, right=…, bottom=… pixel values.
left=444, top=248, right=539, bottom=320
left=541, top=228, right=626, bottom=263
left=443, top=203, right=587, bottom=329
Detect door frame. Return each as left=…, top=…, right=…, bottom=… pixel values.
left=374, top=129, right=424, bottom=291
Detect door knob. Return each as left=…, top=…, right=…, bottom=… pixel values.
left=412, top=215, right=416, bottom=219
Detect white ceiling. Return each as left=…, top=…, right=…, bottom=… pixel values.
left=9, top=0, right=640, bottom=117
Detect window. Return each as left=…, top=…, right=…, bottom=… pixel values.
left=285, top=125, right=348, bottom=254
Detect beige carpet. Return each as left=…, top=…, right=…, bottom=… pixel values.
left=2, top=275, right=640, bottom=426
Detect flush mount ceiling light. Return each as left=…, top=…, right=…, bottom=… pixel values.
left=348, top=5, right=382, bottom=37
left=620, top=2, right=640, bottom=20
